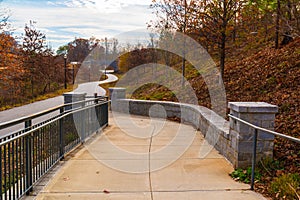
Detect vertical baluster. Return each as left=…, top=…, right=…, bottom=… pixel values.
left=0, top=145, right=3, bottom=200
left=101, top=102, right=103, bottom=126
left=35, top=130, right=38, bottom=181
left=45, top=126, right=48, bottom=171
left=25, top=120, right=33, bottom=195
left=50, top=123, right=53, bottom=166
left=41, top=127, right=45, bottom=176
left=8, top=140, right=11, bottom=200
left=57, top=120, right=60, bottom=160
left=41, top=127, right=45, bottom=175
left=38, top=127, right=41, bottom=177
left=36, top=129, right=39, bottom=180
left=59, top=108, right=65, bottom=160
left=101, top=103, right=104, bottom=127
left=4, top=143, right=7, bottom=200
left=32, top=132, right=36, bottom=183
left=12, top=139, right=15, bottom=200
left=15, top=139, right=19, bottom=199
left=102, top=102, right=105, bottom=126
left=22, top=138, right=25, bottom=196
left=82, top=102, right=86, bottom=143
left=47, top=125, right=50, bottom=168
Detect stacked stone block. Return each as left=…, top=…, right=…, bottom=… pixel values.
left=228, top=102, right=278, bottom=168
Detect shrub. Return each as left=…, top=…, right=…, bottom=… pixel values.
left=270, top=173, right=300, bottom=200
left=230, top=167, right=261, bottom=184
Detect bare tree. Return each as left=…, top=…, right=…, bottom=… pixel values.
left=150, top=0, right=241, bottom=79
left=22, top=21, right=48, bottom=97
left=67, top=38, right=91, bottom=63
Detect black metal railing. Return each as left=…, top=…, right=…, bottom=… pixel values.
left=228, top=114, right=300, bottom=190
left=0, top=97, right=109, bottom=200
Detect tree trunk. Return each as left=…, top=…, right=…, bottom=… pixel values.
left=232, top=2, right=238, bottom=43
left=31, top=78, right=34, bottom=98
left=275, top=0, right=281, bottom=49
left=182, top=57, right=186, bottom=86
left=220, top=31, right=226, bottom=79
left=281, top=0, right=293, bottom=45
left=220, top=0, right=227, bottom=79
left=182, top=0, right=187, bottom=87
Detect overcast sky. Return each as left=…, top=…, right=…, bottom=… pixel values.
left=2, top=0, right=154, bottom=50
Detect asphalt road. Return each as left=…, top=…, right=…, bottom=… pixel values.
left=0, top=74, right=118, bottom=137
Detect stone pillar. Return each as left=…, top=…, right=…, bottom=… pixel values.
left=108, top=87, right=126, bottom=100
left=63, top=92, right=86, bottom=110
left=108, top=87, right=126, bottom=112
left=228, top=102, right=278, bottom=168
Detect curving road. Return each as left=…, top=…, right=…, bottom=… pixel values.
left=0, top=74, right=118, bottom=136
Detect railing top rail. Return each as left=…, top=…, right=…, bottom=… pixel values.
left=64, top=96, right=108, bottom=107
left=0, top=96, right=108, bottom=130
left=228, top=114, right=300, bottom=144
left=0, top=105, right=63, bottom=130
left=0, top=101, right=107, bottom=146
left=85, top=95, right=108, bottom=99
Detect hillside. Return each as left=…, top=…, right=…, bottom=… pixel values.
left=131, top=39, right=300, bottom=199
left=224, top=39, right=300, bottom=197
left=224, top=39, right=300, bottom=137
left=133, top=39, right=300, bottom=139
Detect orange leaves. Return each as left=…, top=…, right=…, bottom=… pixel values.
left=0, top=32, right=27, bottom=104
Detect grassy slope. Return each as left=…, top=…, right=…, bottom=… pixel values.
left=0, top=86, right=75, bottom=111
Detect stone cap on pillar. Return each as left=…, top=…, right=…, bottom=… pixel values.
left=108, top=87, right=126, bottom=92
left=228, top=102, right=278, bottom=113
left=63, top=92, right=87, bottom=97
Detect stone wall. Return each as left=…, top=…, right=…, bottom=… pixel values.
left=109, top=88, right=277, bottom=168
left=112, top=99, right=236, bottom=164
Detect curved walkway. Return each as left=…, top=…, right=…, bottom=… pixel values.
left=73, top=74, right=118, bottom=96
left=33, top=114, right=266, bottom=200
left=0, top=74, right=118, bottom=136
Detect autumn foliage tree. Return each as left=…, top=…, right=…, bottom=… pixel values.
left=22, top=21, right=48, bottom=96
left=118, top=48, right=160, bottom=72
left=67, top=38, right=91, bottom=63
left=0, top=32, right=25, bottom=104
left=19, top=21, right=67, bottom=98
left=149, top=0, right=300, bottom=78
left=0, top=19, right=68, bottom=108
left=199, top=0, right=241, bottom=78
left=150, top=0, right=241, bottom=78
left=0, top=10, right=26, bottom=105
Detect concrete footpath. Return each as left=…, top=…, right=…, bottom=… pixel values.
left=31, top=114, right=267, bottom=200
